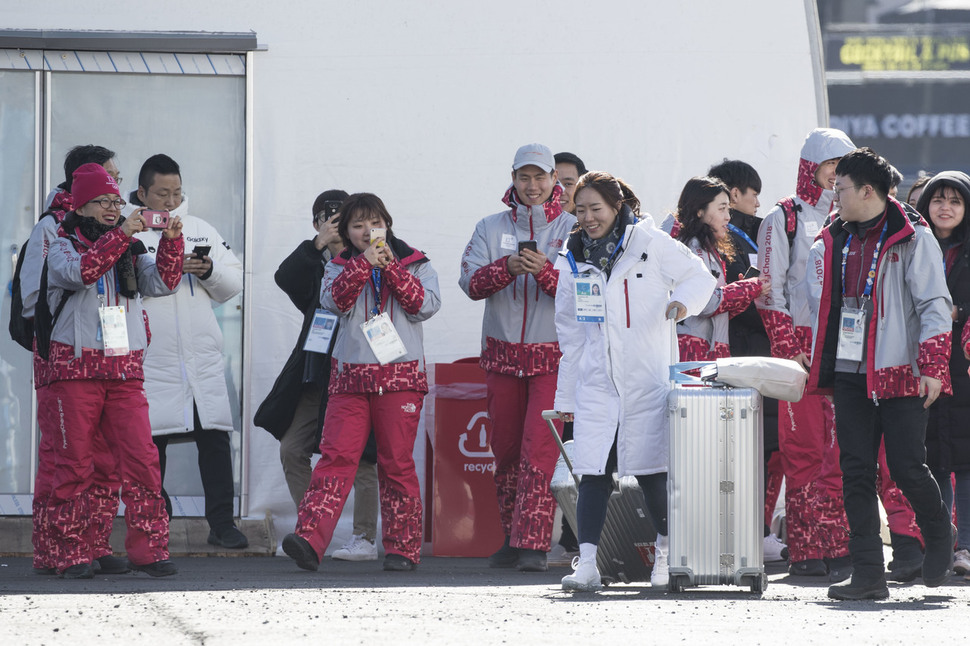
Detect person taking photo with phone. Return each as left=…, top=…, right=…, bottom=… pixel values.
left=128, top=153, right=248, bottom=550
left=41, top=163, right=184, bottom=578
left=282, top=192, right=441, bottom=573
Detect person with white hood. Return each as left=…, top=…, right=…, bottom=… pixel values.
left=756, top=128, right=855, bottom=581
left=554, top=171, right=716, bottom=591
left=130, top=153, right=247, bottom=549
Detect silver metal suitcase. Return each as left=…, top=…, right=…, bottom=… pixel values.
left=666, top=364, right=767, bottom=594
left=544, top=411, right=656, bottom=585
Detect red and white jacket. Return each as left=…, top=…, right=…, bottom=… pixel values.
left=756, top=127, right=856, bottom=359
left=458, top=185, right=576, bottom=377
left=321, top=235, right=440, bottom=394
left=807, top=198, right=952, bottom=400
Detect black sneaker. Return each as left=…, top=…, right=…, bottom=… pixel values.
left=826, top=556, right=853, bottom=583
left=95, top=554, right=131, bottom=574
left=487, top=537, right=519, bottom=568
left=128, top=559, right=178, bottom=577
left=60, top=563, right=94, bottom=579
left=516, top=549, right=548, bottom=572
left=208, top=526, right=249, bottom=549
left=828, top=575, right=889, bottom=600
left=789, top=558, right=827, bottom=576
left=282, top=533, right=319, bottom=571
left=383, top=553, right=417, bottom=571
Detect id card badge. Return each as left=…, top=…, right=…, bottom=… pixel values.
left=98, top=305, right=130, bottom=356
left=304, top=309, right=339, bottom=354
left=574, top=277, right=605, bottom=323
left=836, top=306, right=866, bottom=362
left=361, top=312, right=407, bottom=364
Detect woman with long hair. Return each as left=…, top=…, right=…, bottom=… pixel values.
left=672, top=176, right=768, bottom=361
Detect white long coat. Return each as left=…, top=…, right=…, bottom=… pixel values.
left=134, top=200, right=243, bottom=436
left=553, top=217, right=716, bottom=476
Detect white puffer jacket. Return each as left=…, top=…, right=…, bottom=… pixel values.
left=134, top=198, right=243, bottom=435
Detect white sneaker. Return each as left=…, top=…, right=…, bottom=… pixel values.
left=561, top=556, right=602, bottom=592
left=331, top=534, right=378, bottom=561
left=953, top=549, right=970, bottom=575
left=763, top=533, right=788, bottom=563
left=651, top=535, right=669, bottom=588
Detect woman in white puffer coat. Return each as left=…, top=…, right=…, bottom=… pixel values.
left=553, top=171, right=716, bottom=591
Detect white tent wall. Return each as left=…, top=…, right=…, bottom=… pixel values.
left=9, top=1, right=827, bottom=551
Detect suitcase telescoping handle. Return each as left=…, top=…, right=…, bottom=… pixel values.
left=542, top=410, right=581, bottom=488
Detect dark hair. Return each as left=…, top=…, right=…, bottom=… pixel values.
left=572, top=170, right=641, bottom=216
left=834, top=147, right=892, bottom=199
left=916, top=172, right=970, bottom=245
left=312, top=189, right=350, bottom=222
left=674, top=176, right=735, bottom=259
left=706, top=159, right=762, bottom=194
left=554, top=152, right=588, bottom=177
left=889, top=165, right=904, bottom=189
left=336, top=193, right=395, bottom=250
left=63, top=145, right=115, bottom=190
left=137, top=153, right=181, bottom=191
left=907, top=174, right=933, bottom=205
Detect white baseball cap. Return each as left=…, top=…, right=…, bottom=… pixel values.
left=512, top=143, right=555, bottom=173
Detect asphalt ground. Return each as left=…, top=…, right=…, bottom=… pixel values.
left=1, top=552, right=969, bottom=646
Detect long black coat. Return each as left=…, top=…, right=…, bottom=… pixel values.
left=927, top=240, right=970, bottom=474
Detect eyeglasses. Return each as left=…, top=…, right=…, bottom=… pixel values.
left=92, top=198, right=127, bottom=210
left=832, top=184, right=861, bottom=197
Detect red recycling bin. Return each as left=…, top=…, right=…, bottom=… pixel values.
left=426, top=359, right=504, bottom=556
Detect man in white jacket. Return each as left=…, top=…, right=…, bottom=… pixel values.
left=132, top=154, right=247, bottom=549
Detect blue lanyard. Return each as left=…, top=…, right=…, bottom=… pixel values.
left=370, top=269, right=383, bottom=316
left=727, top=223, right=757, bottom=252
left=841, top=222, right=888, bottom=299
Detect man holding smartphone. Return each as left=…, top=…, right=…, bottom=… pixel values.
left=459, top=143, right=576, bottom=572
left=129, top=153, right=248, bottom=549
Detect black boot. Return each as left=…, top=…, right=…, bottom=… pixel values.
left=487, top=535, right=519, bottom=568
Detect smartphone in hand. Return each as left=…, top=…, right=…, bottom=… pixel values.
left=517, top=240, right=538, bottom=254
left=370, top=228, right=387, bottom=247
left=143, top=210, right=170, bottom=229
left=192, top=245, right=211, bottom=259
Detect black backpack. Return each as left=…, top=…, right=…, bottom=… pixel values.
left=8, top=211, right=71, bottom=357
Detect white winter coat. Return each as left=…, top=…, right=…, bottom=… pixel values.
left=134, top=199, right=243, bottom=435
left=553, top=216, right=716, bottom=476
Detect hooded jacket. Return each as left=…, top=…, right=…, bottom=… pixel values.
left=132, top=196, right=244, bottom=436
left=553, top=214, right=716, bottom=476
left=459, top=185, right=576, bottom=377
left=916, top=171, right=970, bottom=472
left=322, top=235, right=440, bottom=394
left=806, top=197, right=952, bottom=401
left=757, top=128, right=856, bottom=359
left=40, top=218, right=183, bottom=386
left=676, top=236, right=762, bottom=360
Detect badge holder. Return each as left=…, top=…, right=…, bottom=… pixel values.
left=361, top=312, right=407, bottom=364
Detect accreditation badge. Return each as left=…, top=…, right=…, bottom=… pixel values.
left=574, top=277, right=605, bottom=323
left=836, top=307, right=865, bottom=362
left=303, top=309, right=339, bottom=354
left=361, top=312, right=407, bottom=364
left=98, top=305, right=130, bottom=356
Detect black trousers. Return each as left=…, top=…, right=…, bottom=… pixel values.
left=576, top=438, right=668, bottom=543
left=833, top=372, right=950, bottom=579
left=154, top=404, right=236, bottom=531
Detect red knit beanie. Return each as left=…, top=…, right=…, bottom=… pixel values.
left=71, top=163, right=120, bottom=208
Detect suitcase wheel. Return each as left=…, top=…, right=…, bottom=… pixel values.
left=748, top=573, right=767, bottom=595
left=667, top=575, right=686, bottom=593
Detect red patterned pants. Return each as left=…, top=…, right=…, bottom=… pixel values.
left=295, top=390, right=424, bottom=562
left=486, top=371, right=560, bottom=552
left=41, top=379, right=168, bottom=572
left=780, top=393, right=850, bottom=562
